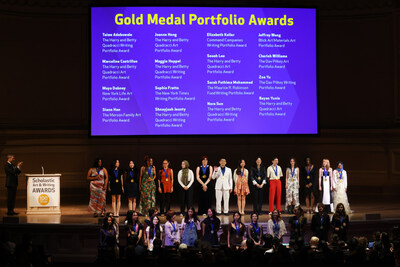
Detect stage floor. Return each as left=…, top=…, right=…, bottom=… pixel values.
left=2, top=202, right=400, bottom=225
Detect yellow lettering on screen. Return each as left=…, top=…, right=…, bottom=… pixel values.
left=147, top=14, right=185, bottom=25
left=248, top=14, right=294, bottom=26
left=115, top=13, right=123, bottom=25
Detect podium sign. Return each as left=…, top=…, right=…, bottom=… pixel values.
left=25, top=174, right=61, bottom=215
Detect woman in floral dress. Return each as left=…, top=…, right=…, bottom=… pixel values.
left=138, top=155, right=156, bottom=216
left=88, top=158, right=108, bottom=217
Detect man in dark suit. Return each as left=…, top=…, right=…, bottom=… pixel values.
left=4, top=154, right=23, bottom=215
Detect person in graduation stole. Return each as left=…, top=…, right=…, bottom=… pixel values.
left=212, top=158, right=233, bottom=215
left=267, top=157, right=284, bottom=213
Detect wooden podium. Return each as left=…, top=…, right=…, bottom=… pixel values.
left=25, top=173, right=61, bottom=215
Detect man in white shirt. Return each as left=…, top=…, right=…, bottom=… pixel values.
left=267, top=157, right=283, bottom=213
left=212, top=158, right=232, bottom=215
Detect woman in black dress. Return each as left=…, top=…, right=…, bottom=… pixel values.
left=247, top=213, right=263, bottom=246
left=108, top=160, right=124, bottom=217
left=301, top=156, right=317, bottom=214
left=227, top=212, right=246, bottom=249
left=201, top=208, right=220, bottom=246
left=289, top=206, right=307, bottom=240
left=124, top=161, right=138, bottom=211
left=99, top=215, right=117, bottom=261
left=196, top=156, right=213, bottom=215
left=125, top=210, right=144, bottom=246
left=331, top=203, right=349, bottom=241
left=311, top=203, right=330, bottom=241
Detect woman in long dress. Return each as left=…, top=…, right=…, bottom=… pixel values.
left=138, top=156, right=156, bottom=216
left=318, top=159, right=334, bottom=213
left=88, top=158, right=108, bottom=217
left=333, top=161, right=352, bottom=213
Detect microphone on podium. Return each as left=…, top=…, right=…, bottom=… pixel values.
left=41, top=163, right=45, bottom=175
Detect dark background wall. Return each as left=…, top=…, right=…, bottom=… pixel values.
left=0, top=0, right=399, bottom=207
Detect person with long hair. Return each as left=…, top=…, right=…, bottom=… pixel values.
left=267, top=157, right=283, bottom=213
left=146, top=216, right=163, bottom=250
left=201, top=208, right=221, bottom=246
left=138, top=156, right=156, bottom=216
left=267, top=209, right=286, bottom=242
left=88, top=158, right=108, bottom=217
left=178, top=160, right=194, bottom=215
left=212, top=158, right=233, bottom=215
left=125, top=210, right=144, bottom=246
left=233, top=159, right=250, bottom=215
left=302, top=156, right=317, bottom=214
left=311, top=203, right=330, bottom=241
left=98, top=215, right=117, bottom=261
left=106, top=212, right=120, bottom=258
left=333, top=161, right=352, bottom=213
left=247, top=213, right=263, bottom=246
left=142, top=207, right=159, bottom=247
left=108, top=159, right=124, bottom=217
left=164, top=210, right=180, bottom=247
left=285, top=158, right=300, bottom=214
left=124, top=161, right=139, bottom=211
left=227, top=212, right=246, bottom=248
left=289, top=206, right=307, bottom=240
left=181, top=206, right=200, bottom=247
left=250, top=157, right=267, bottom=215
left=196, top=156, right=213, bottom=215
left=318, top=159, right=334, bottom=213
left=331, top=203, right=349, bottom=241
left=158, top=159, right=174, bottom=214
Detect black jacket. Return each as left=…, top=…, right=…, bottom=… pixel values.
left=4, top=162, right=21, bottom=187
left=250, top=166, right=267, bottom=186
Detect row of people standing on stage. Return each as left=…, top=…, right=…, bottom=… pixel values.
left=98, top=203, right=350, bottom=258
left=87, top=155, right=351, bottom=217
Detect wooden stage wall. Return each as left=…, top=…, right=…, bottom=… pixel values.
left=1, top=129, right=400, bottom=207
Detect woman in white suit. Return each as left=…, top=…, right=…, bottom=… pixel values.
left=212, top=158, right=233, bottom=215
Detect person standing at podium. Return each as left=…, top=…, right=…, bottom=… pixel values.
left=4, top=154, right=23, bottom=216
left=88, top=158, right=108, bottom=217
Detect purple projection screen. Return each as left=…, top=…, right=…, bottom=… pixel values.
left=90, top=6, right=317, bottom=136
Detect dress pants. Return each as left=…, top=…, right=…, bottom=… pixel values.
left=180, top=187, right=193, bottom=213
left=215, top=189, right=230, bottom=213
left=7, top=186, right=17, bottom=213
left=269, top=180, right=281, bottom=212
left=160, top=192, right=171, bottom=214
left=253, top=185, right=264, bottom=214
